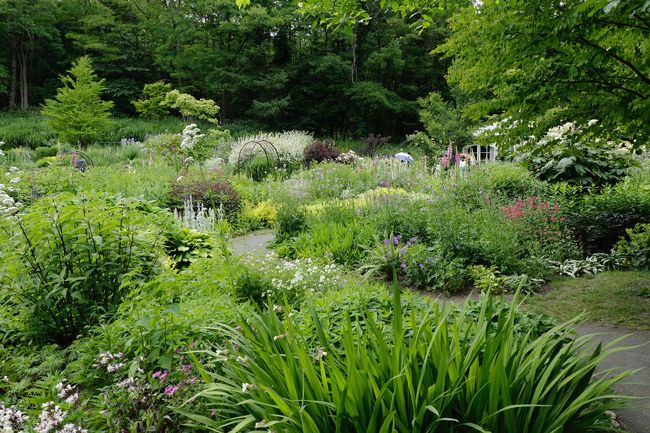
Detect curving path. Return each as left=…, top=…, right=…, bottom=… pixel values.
left=230, top=229, right=275, bottom=257
left=227, top=236, right=649, bottom=432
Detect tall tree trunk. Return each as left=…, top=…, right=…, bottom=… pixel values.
left=9, top=36, right=17, bottom=109
left=18, top=49, right=28, bottom=109
left=351, top=35, right=357, bottom=84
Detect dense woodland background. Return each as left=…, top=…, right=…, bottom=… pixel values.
left=0, top=0, right=648, bottom=143
left=0, top=0, right=454, bottom=138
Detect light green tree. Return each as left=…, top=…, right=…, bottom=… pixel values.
left=133, top=81, right=173, bottom=119
left=42, top=56, right=114, bottom=146
left=162, top=89, right=220, bottom=124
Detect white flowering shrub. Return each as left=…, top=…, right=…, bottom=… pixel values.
left=228, top=130, right=314, bottom=166
left=0, top=166, right=24, bottom=218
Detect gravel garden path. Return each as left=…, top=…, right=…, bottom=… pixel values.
left=573, top=323, right=650, bottom=433
left=230, top=235, right=649, bottom=432
left=230, top=229, right=275, bottom=256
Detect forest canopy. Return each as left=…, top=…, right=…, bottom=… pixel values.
left=0, top=0, right=648, bottom=142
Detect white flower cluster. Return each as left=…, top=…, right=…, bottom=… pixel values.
left=0, top=166, right=23, bottom=218
left=228, top=130, right=314, bottom=165
left=0, top=403, right=28, bottom=433
left=336, top=150, right=361, bottom=164
left=92, top=351, right=126, bottom=373
left=256, top=253, right=343, bottom=296
left=35, top=402, right=86, bottom=433
left=55, top=381, right=79, bottom=405
left=181, top=124, right=205, bottom=150
left=0, top=140, right=5, bottom=157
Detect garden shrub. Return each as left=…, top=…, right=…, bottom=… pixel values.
left=33, top=145, right=58, bottom=160
left=612, top=224, right=650, bottom=269
left=361, top=236, right=467, bottom=292
left=171, top=176, right=241, bottom=219
left=240, top=200, right=278, bottom=230
left=453, top=162, right=550, bottom=208
left=0, top=193, right=166, bottom=345
left=303, top=139, right=341, bottom=166
left=568, top=182, right=650, bottom=254
left=245, top=154, right=276, bottom=181
left=501, top=195, right=581, bottom=262
left=233, top=268, right=274, bottom=306
left=275, top=200, right=308, bottom=241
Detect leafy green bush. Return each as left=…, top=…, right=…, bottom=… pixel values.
left=275, top=200, right=308, bottom=240
left=245, top=154, right=275, bottom=181
left=190, top=290, right=630, bottom=433
left=33, top=145, right=58, bottom=160
left=453, top=162, right=550, bottom=208
left=0, top=194, right=166, bottom=345
left=568, top=182, right=650, bottom=254
left=361, top=236, right=467, bottom=292
left=233, top=268, right=273, bottom=305
left=612, top=224, right=650, bottom=269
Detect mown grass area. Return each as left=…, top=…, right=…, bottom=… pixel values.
left=524, top=271, right=650, bottom=330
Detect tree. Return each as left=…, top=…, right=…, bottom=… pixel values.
left=418, top=91, right=472, bottom=150
left=133, top=81, right=173, bottom=119
left=42, top=56, right=114, bottom=146
left=439, top=0, right=650, bottom=146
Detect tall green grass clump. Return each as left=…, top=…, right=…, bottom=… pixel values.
left=187, top=289, right=631, bottom=433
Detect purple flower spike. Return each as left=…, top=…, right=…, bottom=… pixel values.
left=400, top=263, right=407, bottom=270
left=418, top=263, right=425, bottom=270
left=383, top=239, right=390, bottom=246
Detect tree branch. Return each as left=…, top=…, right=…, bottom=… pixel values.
left=577, top=37, right=650, bottom=85
left=545, top=78, right=647, bottom=99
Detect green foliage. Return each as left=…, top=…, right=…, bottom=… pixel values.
left=517, top=122, right=639, bottom=187
left=0, top=112, right=56, bottom=149
left=469, top=265, right=506, bottom=294
left=0, top=193, right=165, bottom=345
left=418, top=92, right=472, bottom=151
left=233, top=268, right=273, bottom=306
left=275, top=201, right=308, bottom=241
left=189, top=291, right=630, bottom=433
left=33, top=145, right=58, bottom=160
left=613, top=224, right=650, bottom=269
left=164, top=228, right=213, bottom=271
left=162, top=90, right=220, bottom=124
left=245, top=154, right=276, bottom=181
left=548, top=254, right=613, bottom=278
left=42, top=56, right=114, bottom=146
left=440, top=1, right=650, bottom=146
left=568, top=181, right=650, bottom=254
left=133, top=81, right=173, bottom=119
